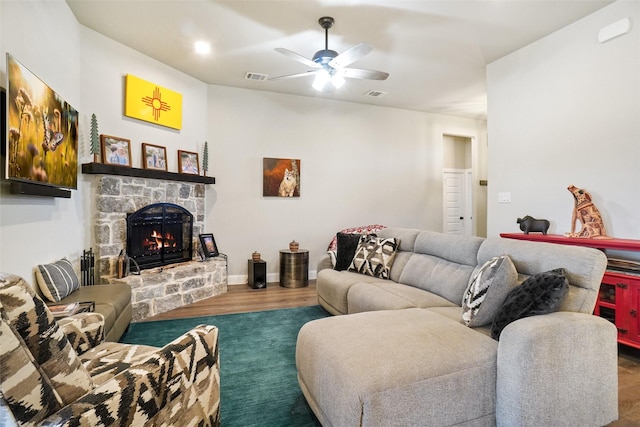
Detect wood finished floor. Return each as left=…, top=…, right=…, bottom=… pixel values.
left=145, top=281, right=640, bottom=426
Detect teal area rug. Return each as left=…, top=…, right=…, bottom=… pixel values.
left=120, top=305, right=329, bottom=426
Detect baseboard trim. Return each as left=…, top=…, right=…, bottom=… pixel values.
left=228, top=270, right=317, bottom=286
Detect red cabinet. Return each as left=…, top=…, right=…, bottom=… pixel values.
left=501, top=233, right=640, bottom=349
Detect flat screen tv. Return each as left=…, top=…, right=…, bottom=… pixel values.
left=6, top=53, right=78, bottom=190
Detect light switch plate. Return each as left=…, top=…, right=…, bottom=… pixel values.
left=498, top=192, right=511, bottom=203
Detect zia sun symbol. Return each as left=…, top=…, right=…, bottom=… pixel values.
left=141, top=87, right=171, bottom=121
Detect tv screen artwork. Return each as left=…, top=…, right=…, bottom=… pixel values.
left=6, top=54, right=78, bottom=189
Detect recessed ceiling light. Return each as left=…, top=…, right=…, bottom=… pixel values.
left=194, top=41, right=211, bottom=55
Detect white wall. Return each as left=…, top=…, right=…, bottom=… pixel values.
left=487, top=1, right=640, bottom=240
left=1, top=1, right=84, bottom=282
left=206, top=86, right=486, bottom=282
left=0, top=0, right=487, bottom=285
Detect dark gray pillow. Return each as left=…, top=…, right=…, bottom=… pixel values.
left=334, top=232, right=364, bottom=271
left=491, top=268, right=569, bottom=340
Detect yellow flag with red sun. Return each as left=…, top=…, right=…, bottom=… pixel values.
left=124, top=74, right=182, bottom=130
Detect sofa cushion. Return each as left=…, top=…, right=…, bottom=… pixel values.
left=491, top=268, right=569, bottom=339
left=334, top=232, right=363, bottom=271
left=0, top=315, right=63, bottom=424
left=398, top=253, right=476, bottom=305
left=35, top=258, right=80, bottom=302
left=348, top=281, right=457, bottom=314
left=462, top=255, right=518, bottom=327
left=349, top=235, right=398, bottom=279
left=317, top=269, right=389, bottom=315
left=0, top=274, right=95, bottom=404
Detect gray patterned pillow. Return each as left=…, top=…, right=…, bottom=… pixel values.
left=348, top=235, right=399, bottom=279
left=35, top=258, right=79, bottom=302
left=462, top=255, right=518, bottom=327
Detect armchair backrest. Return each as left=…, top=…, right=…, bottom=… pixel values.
left=0, top=273, right=95, bottom=423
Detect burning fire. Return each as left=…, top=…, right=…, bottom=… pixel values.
left=143, top=230, right=177, bottom=251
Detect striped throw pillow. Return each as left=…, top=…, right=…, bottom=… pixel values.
left=35, top=258, right=79, bottom=302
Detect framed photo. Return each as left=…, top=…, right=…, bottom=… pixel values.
left=178, top=150, right=200, bottom=175
left=263, top=158, right=301, bottom=197
left=199, top=233, right=219, bottom=258
left=142, top=143, right=167, bottom=171
left=100, top=135, right=132, bottom=167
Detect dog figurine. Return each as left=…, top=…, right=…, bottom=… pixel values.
left=517, top=215, right=550, bottom=235
left=565, top=185, right=608, bottom=238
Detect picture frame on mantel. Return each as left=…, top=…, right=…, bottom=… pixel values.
left=101, top=135, right=131, bottom=167
left=142, top=143, right=167, bottom=171
left=178, top=150, right=199, bottom=175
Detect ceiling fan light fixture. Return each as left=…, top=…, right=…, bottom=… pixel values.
left=313, top=69, right=331, bottom=91
left=194, top=40, right=211, bottom=55
left=272, top=16, right=389, bottom=88
left=331, top=73, right=345, bottom=89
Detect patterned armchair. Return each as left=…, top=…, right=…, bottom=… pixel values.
left=0, top=273, right=220, bottom=426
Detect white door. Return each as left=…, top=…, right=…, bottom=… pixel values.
left=443, top=170, right=465, bottom=234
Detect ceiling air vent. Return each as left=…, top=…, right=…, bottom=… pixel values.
left=365, top=90, right=388, bottom=98
left=244, top=72, right=268, bottom=81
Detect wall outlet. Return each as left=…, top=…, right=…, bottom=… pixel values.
left=498, top=192, right=511, bottom=203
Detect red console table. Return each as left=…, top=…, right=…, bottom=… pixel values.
left=501, top=233, right=640, bottom=349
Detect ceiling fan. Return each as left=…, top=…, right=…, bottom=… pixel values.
left=270, top=16, right=389, bottom=91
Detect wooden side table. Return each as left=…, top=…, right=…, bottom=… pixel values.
left=279, top=249, right=309, bottom=288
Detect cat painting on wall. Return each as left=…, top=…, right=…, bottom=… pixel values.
left=263, top=158, right=301, bottom=197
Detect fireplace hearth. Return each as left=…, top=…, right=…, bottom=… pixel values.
left=127, top=203, right=193, bottom=270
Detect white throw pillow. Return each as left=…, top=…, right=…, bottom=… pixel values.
left=462, top=255, right=518, bottom=327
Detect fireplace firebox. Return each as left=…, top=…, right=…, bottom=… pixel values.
left=126, top=203, right=193, bottom=270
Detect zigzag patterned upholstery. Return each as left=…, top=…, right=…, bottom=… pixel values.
left=0, top=273, right=220, bottom=426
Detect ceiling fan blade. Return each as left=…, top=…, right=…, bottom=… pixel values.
left=274, top=48, right=320, bottom=69
left=328, top=42, right=372, bottom=69
left=269, top=70, right=319, bottom=81
left=342, top=67, right=389, bottom=81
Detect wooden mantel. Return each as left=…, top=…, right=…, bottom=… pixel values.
left=82, top=163, right=215, bottom=184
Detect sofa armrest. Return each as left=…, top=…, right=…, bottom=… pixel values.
left=496, top=312, right=618, bottom=427
left=317, top=252, right=334, bottom=272
left=42, top=325, right=220, bottom=426
left=57, top=313, right=105, bottom=355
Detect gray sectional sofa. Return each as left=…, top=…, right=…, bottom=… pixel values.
left=296, top=227, right=619, bottom=426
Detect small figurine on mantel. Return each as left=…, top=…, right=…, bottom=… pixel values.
left=564, top=184, right=609, bottom=239
left=89, top=113, right=100, bottom=163
left=517, top=215, right=550, bottom=235
left=202, top=141, right=209, bottom=177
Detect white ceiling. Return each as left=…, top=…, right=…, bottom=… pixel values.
left=66, top=0, right=612, bottom=120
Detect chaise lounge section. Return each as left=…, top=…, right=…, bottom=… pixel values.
left=297, top=227, right=618, bottom=426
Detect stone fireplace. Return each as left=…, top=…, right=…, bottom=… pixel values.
left=88, top=171, right=226, bottom=321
